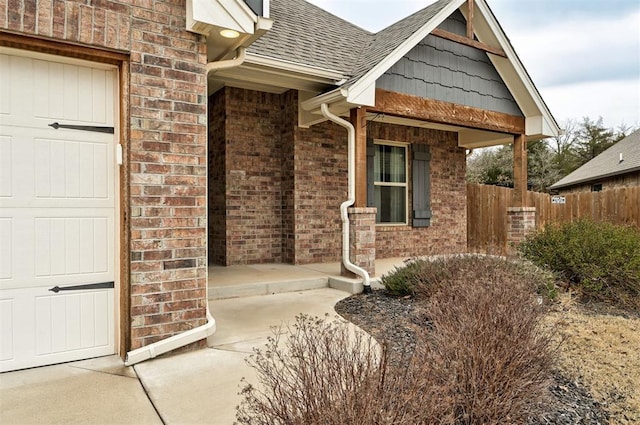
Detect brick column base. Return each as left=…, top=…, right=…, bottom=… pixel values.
left=507, top=207, right=536, bottom=256
left=341, top=207, right=377, bottom=278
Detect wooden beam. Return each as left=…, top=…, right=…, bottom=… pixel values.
left=0, top=30, right=129, bottom=64
left=351, top=107, right=368, bottom=208
left=467, top=0, right=475, bottom=40
left=371, top=89, right=525, bottom=135
left=431, top=28, right=507, bottom=58
left=512, top=134, right=527, bottom=207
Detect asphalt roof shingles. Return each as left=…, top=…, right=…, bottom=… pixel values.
left=248, top=0, right=453, bottom=83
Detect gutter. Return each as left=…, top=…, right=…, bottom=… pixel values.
left=125, top=48, right=249, bottom=366
left=320, top=103, right=372, bottom=293
left=206, top=47, right=246, bottom=72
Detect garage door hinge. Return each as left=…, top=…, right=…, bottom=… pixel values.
left=49, top=281, right=115, bottom=293
left=49, top=122, right=115, bottom=134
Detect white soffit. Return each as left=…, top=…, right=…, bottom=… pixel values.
left=187, top=0, right=257, bottom=35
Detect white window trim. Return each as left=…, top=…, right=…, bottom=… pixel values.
left=373, top=139, right=409, bottom=226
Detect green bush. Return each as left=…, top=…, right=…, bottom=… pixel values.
left=381, top=255, right=557, bottom=301
left=518, top=220, right=640, bottom=309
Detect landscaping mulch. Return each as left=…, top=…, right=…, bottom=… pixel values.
left=335, top=290, right=610, bottom=425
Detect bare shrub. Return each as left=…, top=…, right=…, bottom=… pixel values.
left=237, top=257, right=557, bottom=424
left=418, top=260, right=557, bottom=424
left=235, top=314, right=455, bottom=425
left=383, top=255, right=558, bottom=303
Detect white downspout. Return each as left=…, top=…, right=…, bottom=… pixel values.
left=125, top=50, right=248, bottom=366
left=320, top=104, right=371, bottom=292
left=125, top=309, right=216, bottom=366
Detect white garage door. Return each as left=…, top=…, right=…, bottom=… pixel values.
left=0, top=49, right=117, bottom=372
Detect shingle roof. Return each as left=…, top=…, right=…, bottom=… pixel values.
left=247, top=0, right=371, bottom=74
left=550, top=130, right=640, bottom=189
left=247, top=0, right=452, bottom=80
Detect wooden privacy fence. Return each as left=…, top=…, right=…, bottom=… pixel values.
left=467, top=184, right=640, bottom=255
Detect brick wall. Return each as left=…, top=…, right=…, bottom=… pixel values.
left=210, top=87, right=285, bottom=265
left=210, top=89, right=467, bottom=265
left=209, top=88, right=347, bottom=265
left=208, top=89, right=226, bottom=264
left=293, top=122, right=347, bottom=264
left=369, top=122, right=467, bottom=258
left=281, top=90, right=297, bottom=263
left=2, top=0, right=209, bottom=350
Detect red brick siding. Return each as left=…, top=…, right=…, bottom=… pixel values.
left=3, top=0, right=209, bottom=350
left=292, top=122, right=346, bottom=264
left=211, top=89, right=467, bottom=264
left=281, top=90, right=297, bottom=263
left=208, top=89, right=226, bottom=265
left=369, top=122, right=467, bottom=258
left=220, top=87, right=284, bottom=264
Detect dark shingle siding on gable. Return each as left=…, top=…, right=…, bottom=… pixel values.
left=243, top=0, right=264, bottom=16
left=376, top=12, right=523, bottom=116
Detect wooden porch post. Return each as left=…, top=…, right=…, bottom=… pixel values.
left=351, top=107, right=367, bottom=207
left=512, top=133, right=527, bottom=207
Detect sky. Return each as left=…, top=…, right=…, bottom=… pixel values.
left=306, top=0, right=640, bottom=131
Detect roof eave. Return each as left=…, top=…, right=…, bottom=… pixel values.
left=550, top=167, right=640, bottom=190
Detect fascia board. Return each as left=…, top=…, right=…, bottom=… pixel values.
left=473, top=0, right=561, bottom=137
left=347, top=0, right=466, bottom=104
left=301, top=88, right=349, bottom=112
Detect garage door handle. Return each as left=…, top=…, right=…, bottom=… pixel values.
left=48, top=122, right=114, bottom=134
left=49, top=282, right=114, bottom=293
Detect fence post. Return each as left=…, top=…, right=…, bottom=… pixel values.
left=506, top=207, right=536, bottom=256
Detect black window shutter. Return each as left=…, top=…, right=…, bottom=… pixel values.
left=366, top=137, right=375, bottom=207
left=412, top=144, right=432, bottom=227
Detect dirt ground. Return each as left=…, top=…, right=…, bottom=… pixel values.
left=545, top=293, right=640, bottom=425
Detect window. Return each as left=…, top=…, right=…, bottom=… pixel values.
left=373, top=142, right=408, bottom=224
left=592, top=183, right=603, bottom=192
left=367, top=139, right=432, bottom=228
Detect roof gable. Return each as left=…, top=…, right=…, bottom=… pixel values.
left=376, top=10, right=523, bottom=117
left=550, top=130, right=640, bottom=190
left=239, top=0, right=560, bottom=138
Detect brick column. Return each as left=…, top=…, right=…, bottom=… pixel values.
left=341, top=207, right=377, bottom=277
left=507, top=207, right=536, bottom=256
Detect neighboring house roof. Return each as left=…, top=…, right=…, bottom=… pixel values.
left=244, top=0, right=559, bottom=139
left=550, top=130, right=640, bottom=190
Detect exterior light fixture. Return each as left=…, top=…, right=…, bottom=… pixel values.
left=220, top=29, right=240, bottom=39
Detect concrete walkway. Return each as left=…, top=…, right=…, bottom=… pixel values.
left=0, top=288, right=350, bottom=425
left=0, top=355, right=162, bottom=425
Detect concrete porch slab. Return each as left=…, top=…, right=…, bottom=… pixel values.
left=208, top=258, right=408, bottom=300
